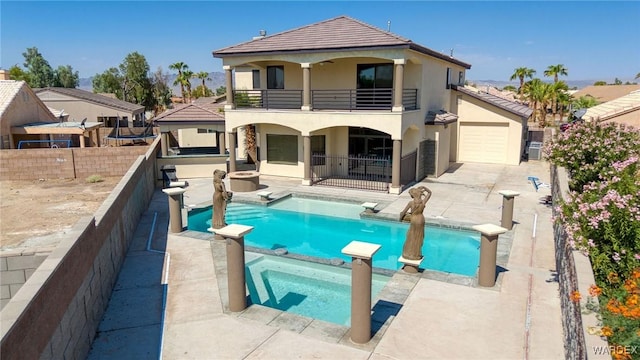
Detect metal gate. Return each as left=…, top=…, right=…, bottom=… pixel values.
left=400, top=150, right=417, bottom=186
left=311, top=155, right=390, bottom=192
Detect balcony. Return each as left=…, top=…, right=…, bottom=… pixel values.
left=233, top=88, right=418, bottom=111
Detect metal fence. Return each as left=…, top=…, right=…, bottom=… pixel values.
left=311, top=154, right=390, bottom=192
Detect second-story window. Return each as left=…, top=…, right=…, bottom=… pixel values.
left=446, top=68, right=452, bottom=89
left=267, top=66, right=284, bottom=89
left=252, top=69, right=260, bottom=89
left=458, top=71, right=464, bottom=86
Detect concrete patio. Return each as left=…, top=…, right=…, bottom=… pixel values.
left=88, top=160, right=565, bottom=359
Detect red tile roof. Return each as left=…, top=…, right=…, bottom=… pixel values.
left=213, top=16, right=471, bottom=69
left=453, top=85, right=533, bottom=118
left=153, top=103, right=225, bottom=124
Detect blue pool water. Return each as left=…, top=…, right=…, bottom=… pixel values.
left=245, top=254, right=389, bottom=325
left=188, top=197, right=480, bottom=276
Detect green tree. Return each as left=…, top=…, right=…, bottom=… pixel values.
left=502, top=85, right=517, bottom=92
left=92, top=67, right=123, bottom=98
left=169, top=62, right=189, bottom=103
left=192, top=85, right=213, bottom=99
left=22, top=47, right=55, bottom=87
left=543, top=64, right=568, bottom=83
left=572, top=95, right=599, bottom=109
left=523, top=78, right=552, bottom=127
left=509, top=67, right=536, bottom=97
left=556, top=90, right=573, bottom=123
left=215, top=86, right=226, bottom=96
left=119, top=52, right=152, bottom=108
left=151, top=66, right=172, bottom=116
left=635, top=72, right=640, bottom=79
left=613, top=77, right=622, bottom=85
left=594, top=80, right=607, bottom=86
left=196, top=71, right=211, bottom=97
left=53, top=65, right=79, bottom=88
left=8, top=65, right=30, bottom=82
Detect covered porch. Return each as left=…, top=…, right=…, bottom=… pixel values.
left=10, top=121, right=103, bottom=148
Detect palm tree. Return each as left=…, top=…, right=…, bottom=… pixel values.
left=573, top=95, right=599, bottom=109
left=548, top=80, right=569, bottom=121
left=509, top=67, right=536, bottom=97
left=544, top=64, right=568, bottom=83
left=556, top=91, right=573, bottom=124
left=169, top=62, right=189, bottom=103
left=635, top=72, right=640, bottom=80
left=524, top=78, right=553, bottom=127
left=196, top=71, right=211, bottom=97
left=182, top=70, right=194, bottom=103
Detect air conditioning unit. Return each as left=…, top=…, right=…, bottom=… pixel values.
left=528, top=142, right=543, bottom=160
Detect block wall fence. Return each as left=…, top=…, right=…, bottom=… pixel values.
left=0, top=137, right=160, bottom=359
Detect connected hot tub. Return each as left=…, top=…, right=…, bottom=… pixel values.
left=228, top=171, right=259, bottom=192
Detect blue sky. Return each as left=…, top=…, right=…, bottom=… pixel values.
left=1, top=1, right=639, bottom=82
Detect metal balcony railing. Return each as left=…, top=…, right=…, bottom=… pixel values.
left=233, top=88, right=418, bottom=111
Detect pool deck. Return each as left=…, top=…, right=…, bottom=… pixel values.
left=88, top=161, right=565, bottom=359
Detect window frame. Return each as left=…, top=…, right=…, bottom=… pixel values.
left=252, top=69, right=260, bottom=89
left=266, top=134, right=297, bottom=165
left=266, top=66, right=284, bottom=89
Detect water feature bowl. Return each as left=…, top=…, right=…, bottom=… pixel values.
left=229, top=171, right=259, bottom=192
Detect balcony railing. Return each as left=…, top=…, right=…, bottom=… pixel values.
left=233, top=88, right=418, bottom=111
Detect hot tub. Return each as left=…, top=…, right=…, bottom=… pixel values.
left=229, top=171, right=259, bottom=192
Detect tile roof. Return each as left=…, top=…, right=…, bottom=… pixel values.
left=35, top=87, right=144, bottom=113
left=573, top=84, right=640, bottom=103
left=425, top=110, right=458, bottom=125
left=582, top=90, right=640, bottom=122
left=213, top=16, right=471, bottom=69
left=0, top=80, right=29, bottom=118
left=453, top=85, right=533, bottom=118
left=153, top=103, right=225, bottom=124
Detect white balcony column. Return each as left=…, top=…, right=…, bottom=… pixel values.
left=392, top=59, right=405, bottom=112
left=390, top=139, right=402, bottom=194
left=227, top=130, right=236, bottom=173
left=302, top=134, right=311, bottom=185
left=161, top=132, right=168, bottom=157
left=224, top=65, right=235, bottom=110
left=301, top=63, right=313, bottom=111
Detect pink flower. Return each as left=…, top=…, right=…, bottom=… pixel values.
left=612, top=252, right=621, bottom=262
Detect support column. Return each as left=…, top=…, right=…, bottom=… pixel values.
left=224, top=65, right=234, bottom=110
left=161, top=132, right=168, bottom=157
left=163, top=187, right=187, bottom=233
left=302, top=135, right=311, bottom=185
left=472, top=224, right=507, bottom=287
left=301, top=63, right=312, bottom=111
left=342, top=241, right=381, bottom=344
left=498, top=190, right=520, bottom=230
left=79, top=133, right=86, bottom=148
left=392, top=59, right=405, bottom=112
left=218, top=131, right=226, bottom=155
left=228, top=131, right=237, bottom=173
left=390, top=139, right=402, bottom=194
left=214, top=224, right=254, bottom=312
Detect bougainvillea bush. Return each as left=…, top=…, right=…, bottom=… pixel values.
left=545, top=121, right=640, bottom=356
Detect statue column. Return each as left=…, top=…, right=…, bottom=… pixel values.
left=472, top=224, right=507, bottom=287
left=301, top=63, right=312, bottom=111
left=228, top=131, right=236, bottom=173
left=224, top=65, right=234, bottom=110
left=302, top=135, right=311, bottom=185
left=342, top=241, right=381, bottom=344
left=390, top=139, right=402, bottom=194
left=392, top=59, right=405, bottom=112
left=214, top=224, right=254, bottom=312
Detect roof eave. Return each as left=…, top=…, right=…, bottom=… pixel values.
left=409, top=44, right=471, bottom=69
left=213, top=44, right=410, bottom=59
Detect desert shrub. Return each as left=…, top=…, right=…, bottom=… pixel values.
left=85, top=174, right=104, bottom=183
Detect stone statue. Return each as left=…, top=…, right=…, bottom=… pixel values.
left=399, top=186, right=432, bottom=260
left=212, top=169, right=232, bottom=229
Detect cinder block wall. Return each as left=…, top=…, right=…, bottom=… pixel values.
left=0, top=249, right=53, bottom=309
left=0, top=137, right=160, bottom=359
left=0, top=146, right=148, bottom=181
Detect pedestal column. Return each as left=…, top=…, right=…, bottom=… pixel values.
left=342, top=241, right=382, bottom=344
left=498, top=190, right=520, bottom=230
left=163, top=187, right=187, bottom=233
left=214, top=224, right=254, bottom=312
left=472, top=224, right=507, bottom=287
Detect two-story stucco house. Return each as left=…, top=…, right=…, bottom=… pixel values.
left=213, top=16, right=531, bottom=193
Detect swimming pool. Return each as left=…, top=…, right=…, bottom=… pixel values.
left=245, top=253, right=389, bottom=325
left=188, top=196, right=480, bottom=276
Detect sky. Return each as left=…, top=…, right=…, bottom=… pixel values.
left=1, top=1, right=639, bottom=82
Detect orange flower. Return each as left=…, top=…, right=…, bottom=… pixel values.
left=626, top=294, right=639, bottom=307
left=608, top=272, right=620, bottom=284
left=601, top=326, right=614, bottom=337
left=607, top=299, right=622, bottom=314
left=588, top=285, right=602, bottom=297
left=570, top=290, right=582, bottom=302
left=623, top=279, right=637, bottom=292
left=632, top=268, right=640, bottom=279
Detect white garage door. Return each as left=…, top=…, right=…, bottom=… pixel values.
left=459, top=122, right=509, bottom=164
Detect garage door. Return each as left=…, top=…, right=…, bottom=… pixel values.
left=459, top=122, right=508, bottom=164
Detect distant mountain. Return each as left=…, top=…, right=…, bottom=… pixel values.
left=78, top=71, right=226, bottom=95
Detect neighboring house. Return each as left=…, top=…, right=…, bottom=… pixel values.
left=581, top=90, right=640, bottom=127
left=154, top=102, right=227, bottom=155
left=35, top=87, right=145, bottom=128
left=212, top=16, right=528, bottom=193
left=0, top=78, right=58, bottom=149
left=573, top=84, right=640, bottom=103
left=452, top=86, right=533, bottom=166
